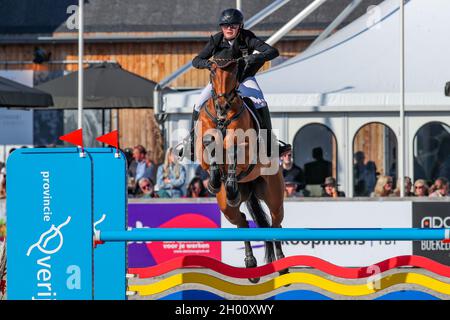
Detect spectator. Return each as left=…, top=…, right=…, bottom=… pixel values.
left=321, top=177, right=345, bottom=198
left=304, top=147, right=332, bottom=185
left=144, top=151, right=158, bottom=184
left=156, top=147, right=186, bottom=198
left=354, top=151, right=377, bottom=196
left=393, top=176, right=414, bottom=197
left=194, top=165, right=214, bottom=197
left=371, top=175, right=394, bottom=197
left=281, top=151, right=304, bottom=190
left=186, top=176, right=210, bottom=198
left=138, top=178, right=158, bottom=198
left=413, top=179, right=429, bottom=197
left=284, top=175, right=303, bottom=198
left=128, top=145, right=155, bottom=195
left=429, top=177, right=450, bottom=198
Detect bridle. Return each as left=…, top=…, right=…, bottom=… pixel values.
left=204, top=59, right=245, bottom=137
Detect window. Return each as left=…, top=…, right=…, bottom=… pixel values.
left=413, top=122, right=450, bottom=183
left=293, top=123, right=337, bottom=196
left=353, top=122, right=397, bottom=196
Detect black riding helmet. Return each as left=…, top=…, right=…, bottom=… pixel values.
left=218, top=8, right=244, bottom=26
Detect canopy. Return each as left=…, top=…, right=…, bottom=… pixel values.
left=37, top=62, right=174, bottom=109
left=164, top=0, right=450, bottom=112
left=0, top=76, right=53, bottom=108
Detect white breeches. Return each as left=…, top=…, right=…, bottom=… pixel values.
left=194, top=76, right=268, bottom=111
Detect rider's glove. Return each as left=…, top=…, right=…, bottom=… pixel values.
left=243, top=54, right=265, bottom=66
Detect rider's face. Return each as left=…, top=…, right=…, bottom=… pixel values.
left=221, top=24, right=240, bottom=40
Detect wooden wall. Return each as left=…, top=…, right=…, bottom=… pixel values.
left=0, top=40, right=310, bottom=88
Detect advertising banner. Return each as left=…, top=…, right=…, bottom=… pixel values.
left=89, top=148, right=127, bottom=300
left=128, top=203, right=221, bottom=267
left=6, top=148, right=93, bottom=299
left=412, top=202, right=450, bottom=266
left=221, top=201, right=413, bottom=267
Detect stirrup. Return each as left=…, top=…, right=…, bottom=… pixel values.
left=174, top=136, right=190, bottom=161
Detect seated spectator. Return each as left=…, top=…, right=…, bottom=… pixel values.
left=128, top=145, right=156, bottom=195
left=284, top=176, right=303, bottom=198
left=413, top=179, right=429, bottom=197
left=156, top=147, right=186, bottom=198
left=370, top=175, right=394, bottom=197
left=393, top=176, right=414, bottom=197
left=281, top=151, right=304, bottom=190
left=429, top=177, right=450, bottom=198
left=186, top=176, right=210, bottom=198
left=138, top=178, right=158, bottom=198
left=321, top=177, right=345, bottom=198
left=145, top=151, right=158, bottom=184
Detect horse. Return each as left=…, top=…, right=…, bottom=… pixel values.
left=193, top=58, right=288, bottom=283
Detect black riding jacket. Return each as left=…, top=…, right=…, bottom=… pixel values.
left=192, top=29, right=279, bottom=79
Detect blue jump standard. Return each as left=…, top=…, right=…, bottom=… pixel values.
left=99, top=228, right=450, bottom=242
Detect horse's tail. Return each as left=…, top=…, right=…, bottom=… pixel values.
left=245, top=192, right=275, bottom=264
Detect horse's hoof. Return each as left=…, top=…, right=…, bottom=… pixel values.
left=279, top=268, right=291, bottom=287
left=207, top=182, right=221, bottom=194
left=226, top=193, right=241, bottom=207
left=248, top=277, right=260, bottom=284
left=279, top=268, right=289, bottom=276
left=245, top=256, right=257, bottom=268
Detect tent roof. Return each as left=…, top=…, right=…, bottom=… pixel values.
left=0, top=76, right=53, bottom=108
left=37, top=62, right=173, bottom=109
left=165, top=0, right=450, bottom=113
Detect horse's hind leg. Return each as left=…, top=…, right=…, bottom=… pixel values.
left=240, top=213, right=260, bottom=284
left=261, top=172, right=289, bottom=277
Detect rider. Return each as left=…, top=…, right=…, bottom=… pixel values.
left=181, top=8, right=291, bottom=160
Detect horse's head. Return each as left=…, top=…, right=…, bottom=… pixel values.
left=210, top=59, right=243, bottom=114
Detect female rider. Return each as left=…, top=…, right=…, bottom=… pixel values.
left=181, top=8, right=291, bottom=160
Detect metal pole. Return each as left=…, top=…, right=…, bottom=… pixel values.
left=399, top=0, right=405, bottom=197
left=78, top=0, right=84, bottom=130
left=266, top=0, right=328, bottom=46
left=99, top=228, right=450, bottom=242
left=236, top=0, right=242, bottom=11
left=310, top=0, right=363, bottom=47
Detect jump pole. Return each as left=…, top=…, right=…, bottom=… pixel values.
left=99, top=228, right=450, bottom=242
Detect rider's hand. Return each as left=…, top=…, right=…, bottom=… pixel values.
left=243, top=55, right=255, bottom=65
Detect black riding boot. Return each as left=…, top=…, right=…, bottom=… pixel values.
left=178, top=109, right=199, bottom=161
left=256, top=107, right=291, bottom=157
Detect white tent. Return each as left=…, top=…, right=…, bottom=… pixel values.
left=164, top=0, right=450, bottom=112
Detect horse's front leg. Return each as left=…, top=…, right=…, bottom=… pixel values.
left=202, top=134, right=222, bottom=194
left=217, top=190, right=260, bottom=284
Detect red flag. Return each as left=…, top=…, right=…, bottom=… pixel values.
left=59, top=128, right=83, bottom=147
left=96, top=130, right=119, bottom=149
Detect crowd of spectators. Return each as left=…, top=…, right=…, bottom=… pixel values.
left=0, top=144, right=449, bottom=200
left=127, top=145, right=212, bottom=199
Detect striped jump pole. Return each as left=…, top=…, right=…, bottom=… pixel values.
left=99, top=228, right=450, bottom=242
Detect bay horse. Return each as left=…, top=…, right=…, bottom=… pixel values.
left=194, top=58, right=288, bottom=283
